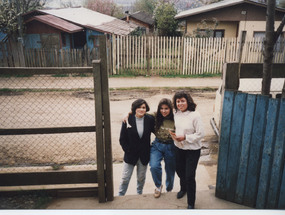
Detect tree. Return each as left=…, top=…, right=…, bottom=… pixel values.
left=133, top=0, right=156, bottom=15
left=262, top=0, right=285, bottom=95
left=0, top=0, right=45, bottom=37
left=191, top=18, right=219, bottom=37
left=154, top=2, right=179, bottom=36
left=86, top=0, right=123, bottom=18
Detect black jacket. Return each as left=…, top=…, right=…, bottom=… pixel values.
left=119, top=114, right=155, bottom=165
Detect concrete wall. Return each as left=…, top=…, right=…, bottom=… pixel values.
left=186, top=20, right=284, bottom=39
left=238, top=21, right=283, bottom=38
left=186, top=21, right=238, bottom=38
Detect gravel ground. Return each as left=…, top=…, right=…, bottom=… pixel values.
left=0, top=191, right=53, bottom=209
left=0, top=79, right=219, bottom=209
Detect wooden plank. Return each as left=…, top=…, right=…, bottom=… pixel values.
left=99, top=35, right=114, bottom=202
left=0, top=126, right=96, bottom=135
left=185, top=38, right=189, bottom=75
left=278, top=160, right=285, bottom=209
left=235, top=94, right=256, bottom=204
left=223, top=63, right=239, bottom=91
left=0, top=170, right=97, bottom=186
left=92, top=59, right=106, bottom=203
left=239, top=63, right=285, bottom=78
left=243, top=95, right=268, bottom=207
left=0, top=187, right=98, bottom=198
left=0, top=67, right=92, bottom=76
left=256, top=98, right=280, bottom=208
left=215, top=90, right=235, bottom=199
left=112, top=35, right=116, bottom=74
left=146, top=36, right=150, bottom=75
left=225, top=92, right=247, bottom=202
left=125, top=36, right=129, bottom=69
left=117, top=36, right=120, bottom=73
left=267, top=98, right=285, bottom=208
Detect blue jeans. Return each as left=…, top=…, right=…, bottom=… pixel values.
left=118, top=159, right=147, bottom=196
left=149, top=138, right=176, bottom=191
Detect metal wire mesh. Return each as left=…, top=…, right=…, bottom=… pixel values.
left=239, top=78, right=284, bottom=97
left=0, top=74, right=97, bottom=172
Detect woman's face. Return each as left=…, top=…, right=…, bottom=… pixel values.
left=135, top=104, right=147, bottom=118
left=160, top=104, right=171, bottom=117
left=176, top=97, right=188, bottom=112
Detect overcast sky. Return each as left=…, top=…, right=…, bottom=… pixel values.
left=44, top=0, right=136, bottom=8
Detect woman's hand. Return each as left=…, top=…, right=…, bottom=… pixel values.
left=122, top=111, right=132, bottom=123
left=175, top=135, right=185, bottom=142
left=168, top=130, right=185, bottom=142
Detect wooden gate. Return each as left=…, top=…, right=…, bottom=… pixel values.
left=215, top=63, right=285, bottom=209
left=0, top=36, right=113, bottom=203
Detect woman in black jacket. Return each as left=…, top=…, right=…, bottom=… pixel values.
left=118, top=99, right=155, bottom=196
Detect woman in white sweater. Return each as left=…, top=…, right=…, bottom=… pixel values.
left=169, top=91, right=205, bottom=209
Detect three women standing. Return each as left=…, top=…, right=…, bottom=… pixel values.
left=118, top=91, right=205, bottom=210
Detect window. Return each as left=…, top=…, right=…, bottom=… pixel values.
left=213, top=30, right=224, bottom=38
left=196, top=29, right=224, bottom=38
left=253, top=31, right=285, bottom=52
left=61, top=33, right=66, bottom=47
left=40, top=34, right=60, bottom=49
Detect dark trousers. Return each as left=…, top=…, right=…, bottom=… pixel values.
left=175, top=147, right=201, bottom=207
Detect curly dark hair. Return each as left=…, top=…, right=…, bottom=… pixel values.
left=131, top=99, right=150, bottom=114
left=173, top=90, right=196, bottom=112
left=155, top=98, right=174, bottom=131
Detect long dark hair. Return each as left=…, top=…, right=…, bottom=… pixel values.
left=155, top=98, right=174, bottom=131
left=173, top=90, right=196, bottom=112
left=131, top=99, right=150, bottom=114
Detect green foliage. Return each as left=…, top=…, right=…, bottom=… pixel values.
left=86, top=0, right=124, bottom=18
left=133, top=0, right=156, bottom=15
left=191, top=18, right=219, bottom=38
left=0, top=0, right=45, bottom=36
left=154, top=2, right=179, bottom=36
left=0, top=1, right=18, bottom=35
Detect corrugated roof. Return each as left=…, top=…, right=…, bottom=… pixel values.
left=39, top=7, right=137, bottom=35
left=87, top=19, right=138, bottom=36
left=174, top=0, right=282, bottom=19
left=175, top=0, right=246, bottom=19
left=25, top=15, right=84, bottom=33
left=129, top=11, right=154, bottom=25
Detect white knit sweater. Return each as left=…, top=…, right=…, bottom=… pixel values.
left=174, top=110, right=205, bottom=150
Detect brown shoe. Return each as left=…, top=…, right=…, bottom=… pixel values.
left=154, top=185, right=163, bottom=198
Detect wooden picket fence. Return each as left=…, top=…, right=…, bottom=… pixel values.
left=1, top=36, right=285, bottom=76
left=112, top=36, right=285, bottom=75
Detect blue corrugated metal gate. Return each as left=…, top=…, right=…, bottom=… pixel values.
left=215, top=90, right=285, bottom=209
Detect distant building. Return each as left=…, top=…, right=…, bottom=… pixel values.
left=22, top=7, right=138, bottom=50
left=175, top=0, right=285, bottom=39
left=122, top=11, right=154, bottom=35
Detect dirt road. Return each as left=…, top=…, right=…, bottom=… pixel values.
left=0, top=77, right=220, bottom=167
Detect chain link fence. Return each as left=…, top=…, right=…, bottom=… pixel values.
left=239, top=78, right=285, bottom=98
left=0, top=73, right=98, bottom=173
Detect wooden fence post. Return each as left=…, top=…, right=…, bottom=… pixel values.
left=223, top=63, right=239, bottom=91
left=99, top=35, right=114, bottom=201
left=93, top=59, right=106, bottom=203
